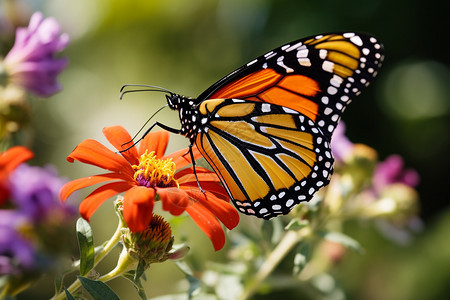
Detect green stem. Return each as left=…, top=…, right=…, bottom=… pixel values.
left=52, top=221, right=124, bottom=300
left=239, top=228, right=310, bottom=300
left=98, top=247, right=138, bottom=283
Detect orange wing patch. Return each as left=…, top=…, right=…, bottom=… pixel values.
left=210, top=68, right=282, bottom=99
left=210, top=68, right=321, bottom=122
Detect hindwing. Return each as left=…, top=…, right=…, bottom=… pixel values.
left=195, top=99, right=333, bottom=219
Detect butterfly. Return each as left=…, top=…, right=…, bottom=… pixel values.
left=121, top=32, right=384, bottom=219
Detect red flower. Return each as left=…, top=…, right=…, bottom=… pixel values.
left=60, top=126, right=239, bottom=251
left=0, top=146, right=34, bottom=206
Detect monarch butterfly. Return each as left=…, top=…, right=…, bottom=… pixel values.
left=121, top=32, right=384, bottom=219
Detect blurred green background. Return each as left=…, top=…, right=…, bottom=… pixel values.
left=2, top=0, right=449, bottom=299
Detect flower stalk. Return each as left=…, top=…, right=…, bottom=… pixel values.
left=239, top=228, right=311, bottom=300
left=52, top=216, right=124, bottom=300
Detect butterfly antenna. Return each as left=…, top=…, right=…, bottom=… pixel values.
left=120, top=84, right=173, bottom=99
left=119, top=84, right=173, bottom=149
left=128, top=104, right=169, bottom=143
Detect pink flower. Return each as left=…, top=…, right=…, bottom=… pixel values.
left=3, top=12, right=69, bottom=97
left=373, top=154, right=419, bottom=193
left=330, top=122, right=354, bottom=163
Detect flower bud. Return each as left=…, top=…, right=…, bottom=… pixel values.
left=121, top=214, right=174, bottom=269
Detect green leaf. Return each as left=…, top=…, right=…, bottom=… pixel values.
left=54, top=272, right=63, bottom=294
left=76, top=218, right=95, bottom=276
left=64, top=289, right=76, bottom=300
left=122, top=271, right=147, bottom=300
left=293, top=242, right=311, bottom=275
left=285, top=218, right=310, bottom=231
left=320, top=231, right=363, bottom=253
left=175, top=261, right=201, bottom=299
left=261, top=218, right=284, bottom=245
left=134, top=259, right=146, bottom=281
left=78, top=276, right=120, bottom=300
left=261, top=219, right=274, bottom=245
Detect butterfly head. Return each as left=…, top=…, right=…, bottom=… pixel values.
left=165, top=93, right=181, bottom=109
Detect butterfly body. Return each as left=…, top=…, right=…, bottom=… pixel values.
left=160, top=32, right=384, bottom=219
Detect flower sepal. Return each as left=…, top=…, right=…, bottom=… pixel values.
left=121, top=214, right=174, bottom=269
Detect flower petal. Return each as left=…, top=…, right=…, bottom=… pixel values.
left=166, top=146, right=203, bottom=169
left=175, top=167, right=222, bottom=184
left=180, top=181, right=229, bottom=200
left=79, top=182, right=131, bottom=221
left=67, top=139, right=134, bottom=178
left=185, top=202, right=226, bottom=251
left=60, top=172, right=131, bottom=201
left=0, top=146, right=34, bottom=174
left=156, top=187, right=189, bottom=216
left=103, top=125, right=139, bottom=165
left=138, top=131, right=169, bottom=158
left=122, top=186, right=155, bottom=232
left=185, top=189, right=239, bottom=231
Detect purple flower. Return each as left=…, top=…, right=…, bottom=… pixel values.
left=330, top=122, right=354, bottom=163
left=0, top=211, right=35, bottom=275
left=3, top=11, right=69, bottom=97
left=9, top=164, right=74, bottom=222
left=373, top=154, right=420, bottom=193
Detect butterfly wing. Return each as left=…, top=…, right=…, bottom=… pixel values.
left=191, top=32, right=384, bottom=218
left=197, top=32, right=384, bottom=140
left=194, top=99, right=333, bottom=219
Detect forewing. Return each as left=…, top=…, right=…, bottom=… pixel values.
left=197, top=32, right=384, bottom=140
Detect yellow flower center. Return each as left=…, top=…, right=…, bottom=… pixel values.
left=132, top=150, right=179, bottom=188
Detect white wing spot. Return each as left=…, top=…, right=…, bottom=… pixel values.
left=322, top=61, right=334, bottom=73
left=277, top=60, right=294, bottom=73
left=261, top=103, right=271, bottom=112
left=297, top=49, right=309, bottom=58
left=247, top=59, right=258, bottom=66
left=331, top=114, right=339, bottom=122
left=283, top=107, right=298, bottom=114
left=285, top=41, right=303, bottom=52
left=350, top=35, right=363, bottom=46
left=327, top=86, right=338, bottom=95
left=286, top=199, right=294, bottom=207
left=264, top=51, right=276, bottom=59
left=330, top=75, right=343, bottom=87
left=343, top=32, right=355, bottom=38
left=298, top=58, right=311, bottom=67
left=272, top=204, right=282, bottom=210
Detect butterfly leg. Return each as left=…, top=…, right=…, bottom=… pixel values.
left=120, top=122, right=181, bottom=152
left=188, top=143, right=206, bottom=194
